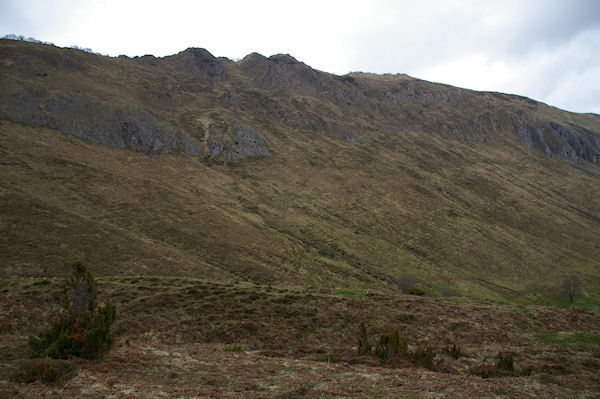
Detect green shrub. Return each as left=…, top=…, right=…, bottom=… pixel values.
left=496, top=352, right=514, bottom=372
left=29, top=261, right=116, bottom=360
left=471, top=354, right=519, bottom=378
left=0, top=321, right=14, bottom=335
left=325, top=352, right=339, bottom=363
left=10, top=358, right=77, bottom=385
left=471, top=363, right=498, bottom=378
left=375, top=330, right=408, bottom=361
left=223, top=344, right=243, bottom=352
left=357, top=322, right=371, bottom=356
left=406, top=287, right=426, bottom=296
left=520, top=366, right=533, bottom=376
left=446, top=343, right=462, bottom=359
left=413, top=345, right=436, bottom=369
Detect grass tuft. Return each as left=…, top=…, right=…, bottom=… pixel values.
left=10, top=358, right=77, bottom=385
left=535, top=332, right=600, bottom=346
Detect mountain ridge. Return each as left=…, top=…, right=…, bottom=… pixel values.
left=2, top=39, right=599, bottom=165
left=1, top=39, right=600, bottom=163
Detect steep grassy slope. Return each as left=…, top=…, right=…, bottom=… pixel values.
left=1, top=39, right=600, bottom=301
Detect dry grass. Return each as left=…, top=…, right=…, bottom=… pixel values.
left=1, top=277, right=599, bottom=398
left=1, top=119, right=600, bottom=303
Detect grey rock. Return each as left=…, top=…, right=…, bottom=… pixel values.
left=513, top=117, right=600, bottom=164
left=269, top=54, right=301, bottom=64
left=241, top=53, right=279, bottom=87
left=239, top=52, right=324, bottom=91
left=207, top=129, right=226, bottom=159
left=45, top=93, right=180, bottom=153
left=0, top=88, right=48, bottom=126
left=181, top=134, right=203, bottom=157
left=378, top=90, right=397, bottom=103
left=329, top=85, right=347, bottom=102
left=0, top=89, right=202, bottom=157
left=351, top=89, right=366, bottom=103
left=514, top=117, right=553, bottom=157
left=182, top=48, right=225, bottom=80
left=226, top=123, right=271, bottom=162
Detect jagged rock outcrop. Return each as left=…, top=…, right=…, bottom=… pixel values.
left=0, top=88, right=48, bottom=127
left=226, top=123, right=271, bottom=162
left=237, top=52, right=325, bottom=91
left=204, top=123, right=270, bottom=163
left=0, top=89, right=203, bottom=156
left=165, top=47, right=226, bottom=81
left=1, top=39, right=599, bottom=167
left=207, top=129, right=226, bottom=159
left=513, top=117, right=600, bottom=164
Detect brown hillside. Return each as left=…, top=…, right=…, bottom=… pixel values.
left=1, top=39, right=599, bottom=301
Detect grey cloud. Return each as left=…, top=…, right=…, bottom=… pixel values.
left=495, top=0, right=600, bottom=57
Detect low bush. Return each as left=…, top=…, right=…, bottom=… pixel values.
left=374, top=330, right=408, bottom=361
left=496, top=352, right=514, bottom=372
left=413, top=345, right=436, bottom=369
left=0, top=321, right=14, bottom=335
left=471, top=363, right=499, bottom=378
left=520, top=366, right=533, bottom=376
left=406, top=287, right=426, bottom=296
left=29, top=261, right=116, bottom=360
left=355, top=325, right=439, bottom=370
left=325, top=352, right=339, bottom=363
left=10, top=358, right=77, bottom=385
left=223, top=344, right=243, bottom=352
left=446, top=343, right=462, bottom=359
left=357, top=322, right=371, bottom=356
left=471, top=352, right=520, bottom=378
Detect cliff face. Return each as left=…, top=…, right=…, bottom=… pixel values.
left=513, top=117, right=600, bottom=164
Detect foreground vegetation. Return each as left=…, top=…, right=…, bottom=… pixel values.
left=1, top=276, right=598, bottom=398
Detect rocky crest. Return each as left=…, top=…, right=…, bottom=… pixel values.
left=0, top=39, right=599, bottom=166
left=513, top=117, right=600, bottom=164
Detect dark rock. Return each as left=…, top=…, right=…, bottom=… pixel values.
left=0, top=88, right=48, bottom=126
left=45, top=93, right=181, bottom=153
left=269, top=54, right=300, bottom=64
left=239, top=52, right=324, bottom=91
left=513, top=117, right=600, bottom=163
left=226, top=123, right=270, bottom=162
left=179, top=48, right=225, bottom=80
left=220, top=91, right=237, bottom=107
left=338, top=75, right=356, bottom=84
left=207, top=130, right=226, bottom=159
left=181, top=134, right=203, bottom=157
left=12, top=56, right=48, bottom=76
left=134, top=55, right=160, bottom=67
left=238, top=53, right=279, bottom=88
left=0, top=89, right=202, bottom=157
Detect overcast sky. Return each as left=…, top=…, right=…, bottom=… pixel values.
left=1, top=0, right=599, bottom=114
